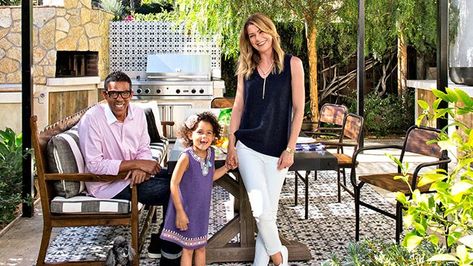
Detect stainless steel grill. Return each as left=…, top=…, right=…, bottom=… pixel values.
left=130, top=54, right=224, bottom=138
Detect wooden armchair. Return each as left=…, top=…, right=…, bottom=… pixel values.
left=319, top=113, right=364, bottom=202
left=350, top=125, right=451, bottom=243
left=31, top=109, right=155, bottom=265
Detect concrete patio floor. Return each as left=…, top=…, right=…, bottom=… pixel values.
left=1, top=137, right=440, bottom=266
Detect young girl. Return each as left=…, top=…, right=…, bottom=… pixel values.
left=160, top=112, right=231, bottom=266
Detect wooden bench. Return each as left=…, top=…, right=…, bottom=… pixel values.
left=31, top=103, right=172, bottom=265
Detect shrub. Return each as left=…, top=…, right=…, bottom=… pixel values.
left=347, top=91, right=415, bottom=136
left=0, top=128, right=24, bottom=226
left=322, top=239, right=449, bottom=266
left=99, top=0, right=123, bottom=20
left=396, top=88, right=473, bottom=265
left=0, top=0, right=21, bottom=6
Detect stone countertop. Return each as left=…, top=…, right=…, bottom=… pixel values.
left=407, top=79, right=473, bottom=96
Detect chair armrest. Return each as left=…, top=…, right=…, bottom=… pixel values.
left=318, top=141, right=357, bottom=147
left=44, top=172, right=128, bottom=182
left=411, top=158, right=451, bottom=189
left=350, top=144, right=404, bottom=186
left=353, top=144, right=404, bottom=160
left=307, top=132, right=341, bottom=138
left=161, top=121, right=174, bottom=138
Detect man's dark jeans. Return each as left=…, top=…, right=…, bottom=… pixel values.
left=113, top=170, right=170, bottom=207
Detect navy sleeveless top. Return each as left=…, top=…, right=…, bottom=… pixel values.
left=235, top=54, right=292, bottom=157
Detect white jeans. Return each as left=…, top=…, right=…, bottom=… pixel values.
left=236, top=141, right=288, bottom=265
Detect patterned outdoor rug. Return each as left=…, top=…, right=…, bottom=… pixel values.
left=44, top=171, right=396, bottom=265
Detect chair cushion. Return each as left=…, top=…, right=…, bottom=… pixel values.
left=359, top=173, right=431, bottom=194
left=46, top=126, right=85, bottom=198
left=50, top=196, right=142, bottom=214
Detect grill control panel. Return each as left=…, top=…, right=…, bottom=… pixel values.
left=132, top=84, right=213, bottom=96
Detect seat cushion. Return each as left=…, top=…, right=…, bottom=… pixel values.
left=46, top=126, right=85, bottom=198
left=359, top=173, right=431, bottom=194
left=50, top=196, right=143, bottom=214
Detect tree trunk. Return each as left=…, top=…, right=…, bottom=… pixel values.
left=397, top=33, right=408, bottom=95
left=416, top=53, right=426, bottom=79
left=306, top=22, right=318, bottom=122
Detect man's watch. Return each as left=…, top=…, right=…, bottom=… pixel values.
left=285, top=147, right=295, bottom=154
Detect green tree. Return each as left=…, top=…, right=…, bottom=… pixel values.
left=172, top=0, right=349, bottom=121
left=395, top=0, right=437, bottom=94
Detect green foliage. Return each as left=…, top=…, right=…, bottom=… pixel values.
left=0, top=0, right=20, bottom=5
left=135, top=0, right=173, bottom=15
left=322, top=239, right=449, bottom=266
left=347, top=91, right=415, bottom=136
left=100, top=0, right=124, bottom=20
left=397, top=88, right=473, bottom=265
left=0, top=128, right=25, bottom=226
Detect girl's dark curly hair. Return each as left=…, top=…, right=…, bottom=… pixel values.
left=178, top=111, right=222, bottom=147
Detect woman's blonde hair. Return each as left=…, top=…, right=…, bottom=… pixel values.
left=237, top=13, right=285, bottom=79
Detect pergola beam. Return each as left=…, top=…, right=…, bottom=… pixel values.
left=357, top=0, right=365, bottom=147
left=21, top=0, right=33, bottom=217
left=436, top=0, right=448, bottom=130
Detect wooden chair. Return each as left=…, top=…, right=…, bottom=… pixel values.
left=211, top=97, right=235, bottom=108
left=349, top=125, right=450, bottom=243
left=31, top=110, right=155, bottom=266
left=306, top=103, right=348, bottom=139
left=318, top=113, right=364, bottom=202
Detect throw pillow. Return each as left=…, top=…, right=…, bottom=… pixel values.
left=144, top=108, right=162, bottom=143
left=46, top=126, right=86, bottom=198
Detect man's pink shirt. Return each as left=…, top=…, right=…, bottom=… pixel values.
left=78, top=103, right=152, bottom=199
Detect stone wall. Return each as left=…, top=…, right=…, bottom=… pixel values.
left=0, top=0, right=113, bottom=84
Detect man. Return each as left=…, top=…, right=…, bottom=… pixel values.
left=78, top=71, right=181, bottom=264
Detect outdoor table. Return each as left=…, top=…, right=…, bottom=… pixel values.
left=167, top=141, right=336, bottom=263
left=291, top=147, right=338, bottom=219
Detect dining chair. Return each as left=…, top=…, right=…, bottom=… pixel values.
left=307, top=103, right=348, bottom=140
left=210, top=97, right=235, bottom=108
left=349, top=125, right=450, bottom=243
left=319, top=113, right=364, bottom=202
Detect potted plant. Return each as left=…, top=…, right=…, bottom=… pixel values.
left=0, top=128, right=26, bottom=229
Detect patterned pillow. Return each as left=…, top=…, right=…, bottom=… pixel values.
left=46, top=126, right=86, bottom=198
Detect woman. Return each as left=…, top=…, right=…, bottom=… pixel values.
left=226, top=13, right=305, bottom=266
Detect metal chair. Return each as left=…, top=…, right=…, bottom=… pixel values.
left=307, top=103, right=348, bottom=140
left=319, top=113, right=364, bottom=202
left=350, top=125, right=450, bottom=243
left=211, top=97, right=235, bottom=108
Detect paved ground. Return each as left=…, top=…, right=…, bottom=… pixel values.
left=1, top=138, right=428, bottom=266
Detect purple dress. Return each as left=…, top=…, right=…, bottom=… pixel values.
left=160, top=147, right=215, bottom=249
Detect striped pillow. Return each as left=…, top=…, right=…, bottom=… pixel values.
left=46, top=126, right=86, bottom=198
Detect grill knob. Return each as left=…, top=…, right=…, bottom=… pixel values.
left=199, top=89, right=205, bottom=94
left=176, top=89, right=181, bottom=94
left=144, top=88, right=150, bottom=94
left=191, top=89, right=196, bottom=94
left=136, top=88, right=142, bottom=94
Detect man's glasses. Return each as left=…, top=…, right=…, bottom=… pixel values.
left=105, top=90, right=132, bottom=99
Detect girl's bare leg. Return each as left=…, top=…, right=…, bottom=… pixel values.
left=180, top=248, right=193, bottom=266
left=194, top=247, right=206, bottom=266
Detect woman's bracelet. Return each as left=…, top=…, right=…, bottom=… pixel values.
left=285, top=147, right=295, bottom=154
